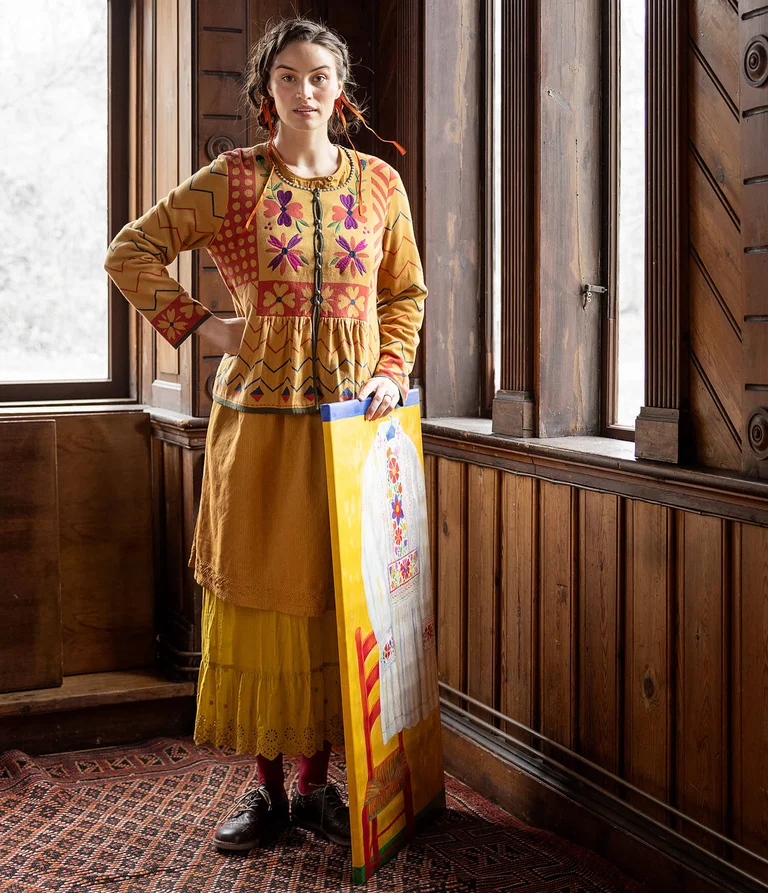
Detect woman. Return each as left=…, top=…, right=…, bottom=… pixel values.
left=105, top=17, right=426, bottom=852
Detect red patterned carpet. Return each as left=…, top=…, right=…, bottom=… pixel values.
left=0, top=737, right=648, bottom=892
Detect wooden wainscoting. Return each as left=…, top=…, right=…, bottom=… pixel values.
left=423, top=424, right=768, bottom=890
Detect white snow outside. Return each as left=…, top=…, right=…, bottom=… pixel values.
left=0, top=0, right=108, bottom=383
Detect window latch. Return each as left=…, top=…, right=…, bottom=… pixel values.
left=582, top=283, right=607, bottom=311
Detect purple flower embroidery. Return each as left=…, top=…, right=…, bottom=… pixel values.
left=267, top=233, right=306, bottom=274
left=333, top=235, right=368, bottom=276
left=331, top=193, right=367, bottom=230
left=263, top=189, right=304, bottom=227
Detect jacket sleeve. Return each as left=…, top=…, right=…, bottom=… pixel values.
left=374, top=169, right=428, bottom=402
left=104, top=154, right=229, bottom=348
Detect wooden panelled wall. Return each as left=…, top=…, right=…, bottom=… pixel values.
left=424, top=444, right=768, bottom=878
left=688, top=0, right=743, bottom=470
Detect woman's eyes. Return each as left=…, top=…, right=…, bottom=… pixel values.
left=280, top=75, right=328, bottom=84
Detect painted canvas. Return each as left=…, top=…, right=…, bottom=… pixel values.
left=321, top=391, right=445, bottom=884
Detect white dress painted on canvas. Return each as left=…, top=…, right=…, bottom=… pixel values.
left=361, top=417, right=439, bottom=746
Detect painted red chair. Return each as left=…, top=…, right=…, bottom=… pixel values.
left=355, top=626, right=415, bottom=878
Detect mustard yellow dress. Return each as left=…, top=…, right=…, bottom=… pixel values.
left=191, top=405, right=345, bottom=759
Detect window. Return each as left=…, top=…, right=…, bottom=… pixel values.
left=0, top=0, right=129, bottom=403
left=604, top=0, right=646, bottom=435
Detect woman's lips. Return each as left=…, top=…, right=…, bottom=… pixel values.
left=293, top=108, right=317, bottom=117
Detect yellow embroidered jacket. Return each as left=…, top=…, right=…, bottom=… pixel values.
left=105, top=144, right=427, bottom=411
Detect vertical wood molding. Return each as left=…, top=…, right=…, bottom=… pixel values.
left=740, top=3, right=768, bottom=478
left=423, top=0, right=483, bottom=417
left=635, top=0, right=689, bottom=463
left=492, top=0, right=536, bottom=436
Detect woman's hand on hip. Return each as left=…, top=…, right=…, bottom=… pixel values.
left=358, top=376, right=400, bottom=422
left=197, top=315, right=247, bottom=356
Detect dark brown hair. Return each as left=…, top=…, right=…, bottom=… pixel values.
left=242, top=17, right=366, bottom=138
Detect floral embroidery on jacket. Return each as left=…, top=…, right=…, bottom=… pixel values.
left=332, top=235, right=368, bottom=276
left=329, top=193, right=367, bottom=232
left=336, top=286, right=363, bottom=317
left=267, top=233, right=307, bottom=274
left=263, top=283, right=295, bottom=315
left=263, top=188, right=305, bottom=228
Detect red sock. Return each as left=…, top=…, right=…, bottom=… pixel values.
left=256, top=752, right=287, bottom=802
left=298, top=740, right=333, bottom=795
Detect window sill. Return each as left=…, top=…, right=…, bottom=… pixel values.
left=421, top=416, right=768, bottom=525
left=423, top=417, right=636, bottom=462
left=0, top=398, right=144, bottom=418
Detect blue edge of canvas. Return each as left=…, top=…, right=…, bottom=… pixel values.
left=320, top=390, right=420, bottom=423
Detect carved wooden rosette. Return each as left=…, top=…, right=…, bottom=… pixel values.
left=741, top=4, right=768, bottom=478
left=492, top=0, right=535, bottom=436
left=634, top=0, right=689, bottom=463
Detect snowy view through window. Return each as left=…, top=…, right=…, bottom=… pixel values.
left=617, top=0, right=645, bottom=427
left=0, top=0, right=108, bottom=382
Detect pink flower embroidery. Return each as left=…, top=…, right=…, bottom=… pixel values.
left=267, top=233, right=306, bottom=274
left=333, top=235, right=368, bottom=276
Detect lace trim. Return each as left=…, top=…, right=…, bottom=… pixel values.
left=193, top=713, right=345, bottom=761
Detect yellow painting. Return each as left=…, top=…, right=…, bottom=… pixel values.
left=321, top=391, right=445, bottom=884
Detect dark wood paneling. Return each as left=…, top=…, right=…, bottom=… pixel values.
left=436, top=458, right=467, bottom=702
left=423, top=0, right=483, bottom=417
left=425, top=440, right=768, bottom=868
left=539, top=481, right=577, bottom=748
left=466, top=466, right=500, bottom=716
left=500, top=474, right=538, bottom=739
left=740, top=2, right=768, bottom=479
left=688, top=44, right=741, bottom=221
left=0, top=421, right=62, bottom=694
left=57, top=414, right=155, bottom=675
left=735, top=522, right=768, bottom=860
left=578, top=490, right=621, bottom=777
left=624, top=500, right=673, bottom=820
left=676, top=512, right=728, bottom=848
left=689, top=0, right=740, bottom=109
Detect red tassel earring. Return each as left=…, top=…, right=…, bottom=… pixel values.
left=245, top=96, right=277, bottom=231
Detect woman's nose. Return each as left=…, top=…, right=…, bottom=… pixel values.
left=296, top=80, right=313, bottom=100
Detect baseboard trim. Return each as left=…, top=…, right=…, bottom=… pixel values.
left=441, top=702, right=767, bottom=893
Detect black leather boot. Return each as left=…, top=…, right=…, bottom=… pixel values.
left=213, top=784, right=290, bottom=852
left=290, top=782, right=352, bottom=848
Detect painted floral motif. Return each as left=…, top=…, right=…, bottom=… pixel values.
left=263, top=188, right=304, bottom=227
left=422, top=617, right=435, bottom=649
left=263, top=283, right=295, bottom=315
left=267, top=233, right=307, bottom=274
left=384, top=441, right=408, bottom=557
left=329, top=193, right=367, bottom=232
left=388, top=549, right=420, bottom=594
left=332, top=235, right=368, bottom=276
left=336, top=286, right=364, bottom=318
left=381, top=634, right=396, bottom=666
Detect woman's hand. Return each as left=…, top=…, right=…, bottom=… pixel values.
left=197, top=315, right=247, bottom=356
left=358, top=376, right=401, bottom=421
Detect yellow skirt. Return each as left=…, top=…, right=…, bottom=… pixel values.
left=193, top=588, right=344, bottom=760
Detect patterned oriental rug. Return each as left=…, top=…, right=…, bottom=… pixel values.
left=0, top=737, right=649, bottom=893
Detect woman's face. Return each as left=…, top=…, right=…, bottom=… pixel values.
left=267, top=41, right=343, bottom=135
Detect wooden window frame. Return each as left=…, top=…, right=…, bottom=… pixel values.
left=0, top=0, right=131, bottom=404
left=600, top=0, right=634, bottom=443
